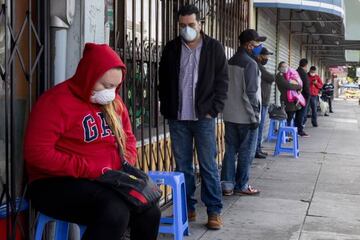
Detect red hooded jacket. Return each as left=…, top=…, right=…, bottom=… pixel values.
left=24, top=43, right=137, bottom=182
left=308, top=73, right=324, bottom=96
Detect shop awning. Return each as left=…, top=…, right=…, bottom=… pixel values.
left=254, top=0, right=344, bottom=18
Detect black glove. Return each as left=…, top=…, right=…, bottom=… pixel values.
left=249, top=122, right=259, bottom=130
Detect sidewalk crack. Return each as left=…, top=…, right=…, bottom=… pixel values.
left=297, top=159, right=324, bottom=240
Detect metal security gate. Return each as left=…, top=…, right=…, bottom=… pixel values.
left=1, top=0, right=249, bottom=238
left=112, top=0, right=249, bottom=205
left=1, top=0, right=49, bottom=239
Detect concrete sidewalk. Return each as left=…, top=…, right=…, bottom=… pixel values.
left=159, top=99, right=360, bottom=240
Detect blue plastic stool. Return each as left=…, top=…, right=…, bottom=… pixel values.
left=274, top=126, right=299, bottom=158
left=283, top=119, right=295, bottom=143
left=267, top=119, right=286, bottom=142
left=35, top=213, right=86, bottom=240
left=148, top=171, right=189, bottom=240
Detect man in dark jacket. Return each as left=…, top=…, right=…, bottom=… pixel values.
left=297, top=58, right=310, bottom=136
left=221, top=29, right=266, bottom=198
left=255, top=47, right=275, bottom=158
left=158, top=4, right=228, bottom=230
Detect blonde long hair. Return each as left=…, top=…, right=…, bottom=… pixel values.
left=101, top=99, right=127, bottom=158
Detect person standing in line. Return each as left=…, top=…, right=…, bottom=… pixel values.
left=158, top=4, right=229, bottom=230
left=322, top=78, right=334, bottom=113
left=221, top=29, right=266, bottom=196
left=297, top=58, right=310, bottom=137
left=254, top=47, right=275, bottom=159
left=308, top=66, right=324, bottom=127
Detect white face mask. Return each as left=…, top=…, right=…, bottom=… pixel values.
left=280, top=67, right=288, bottom=73
left=90, top=88, right=116, bottom=105
left=180, top=26, right=198, bottom=42
left=310, top=72, right=315, bottom=76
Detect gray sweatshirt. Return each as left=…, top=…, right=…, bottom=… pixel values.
left=223, top=47, right=261, bottom=124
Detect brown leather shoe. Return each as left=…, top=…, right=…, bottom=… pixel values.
left=206, top=214, right=223, bottom=230
left=188, top=210, right=196, bottom=222
left=234, top=185, right=260, bottom=196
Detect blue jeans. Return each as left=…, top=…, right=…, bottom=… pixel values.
left=221, top=122, right=258, bottom=192
left=168, top=119, right=223, bottom=215
left=256, top=105, right=268, bottom=153
left=310, top=96, right=318, bottom=126
left=302, top=97, right=311, bottom=126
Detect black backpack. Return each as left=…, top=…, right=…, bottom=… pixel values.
left=268, top=103, right=287, bottom=120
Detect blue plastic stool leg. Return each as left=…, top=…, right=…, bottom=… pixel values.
left=280, top=120, right=288, bottom=144
left=35, top=214, right=50, bottom=240
left=54, top=221, right=69, bottom=240
left=173, top=180, right=183, bottom=240
left=149, top=171, right=189, bottom=240
left=297, top=132, right=300, bottom=156
left=181, top=181, right=189, bottom=236
left=267, top=119, right=279, bottom=141
left=292, top=128, right=299, bottom=158
left=274, top=128, right=284, bottom=156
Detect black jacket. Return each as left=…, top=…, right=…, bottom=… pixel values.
left=297, top=67, right=310, bottom=100
left=322, top=83, right=334, bottom=98
left=158, top=35, right=229, bottom=119
left=258, top=63, right=275, bottom=106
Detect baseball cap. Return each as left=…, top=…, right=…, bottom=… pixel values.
left=239, top=29, right=267, bottom=44
left=260, top=47, right=273, bottom=55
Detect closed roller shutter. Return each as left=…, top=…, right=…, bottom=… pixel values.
left=278, top=22, right=290, bottom=66
left=273, top=22, right=290, bottom=107
left=290, top=38, right=301, bottom=69
left=257, top=8, right=277, bottom=143
left=257, top=9, right=277, bottom=77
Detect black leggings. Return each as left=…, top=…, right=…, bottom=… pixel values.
left=328, top=98, right=333, bottom=112
left=29, top=177, right=161, bottom=240
left=286, top=109, right=304, bottom=133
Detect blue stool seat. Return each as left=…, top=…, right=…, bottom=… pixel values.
left=267, top=119, right=286, bottom=142
left=35, top=213, right=86, bottom=240
left=274, top=126, right=300, bottom=158
left=148, top=171, right=189, bottom=240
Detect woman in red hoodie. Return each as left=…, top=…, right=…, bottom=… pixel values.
left=24, top=43, right=160, bottom=240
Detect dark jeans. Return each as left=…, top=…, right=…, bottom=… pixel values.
left=286, top=107, right=305, bottom=134
left=221, top=122, right=258, bottom=191
left=29, top=177, right=161, bottom=240
left=310, top=96, right=318, bottom=126
left=328, top=98, right=333, bottom=112
left=256, top=105, right=269, bottom=153
left=302, top=99, right=310, bottom=126
left=168, top=119, right=223, bottom=215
